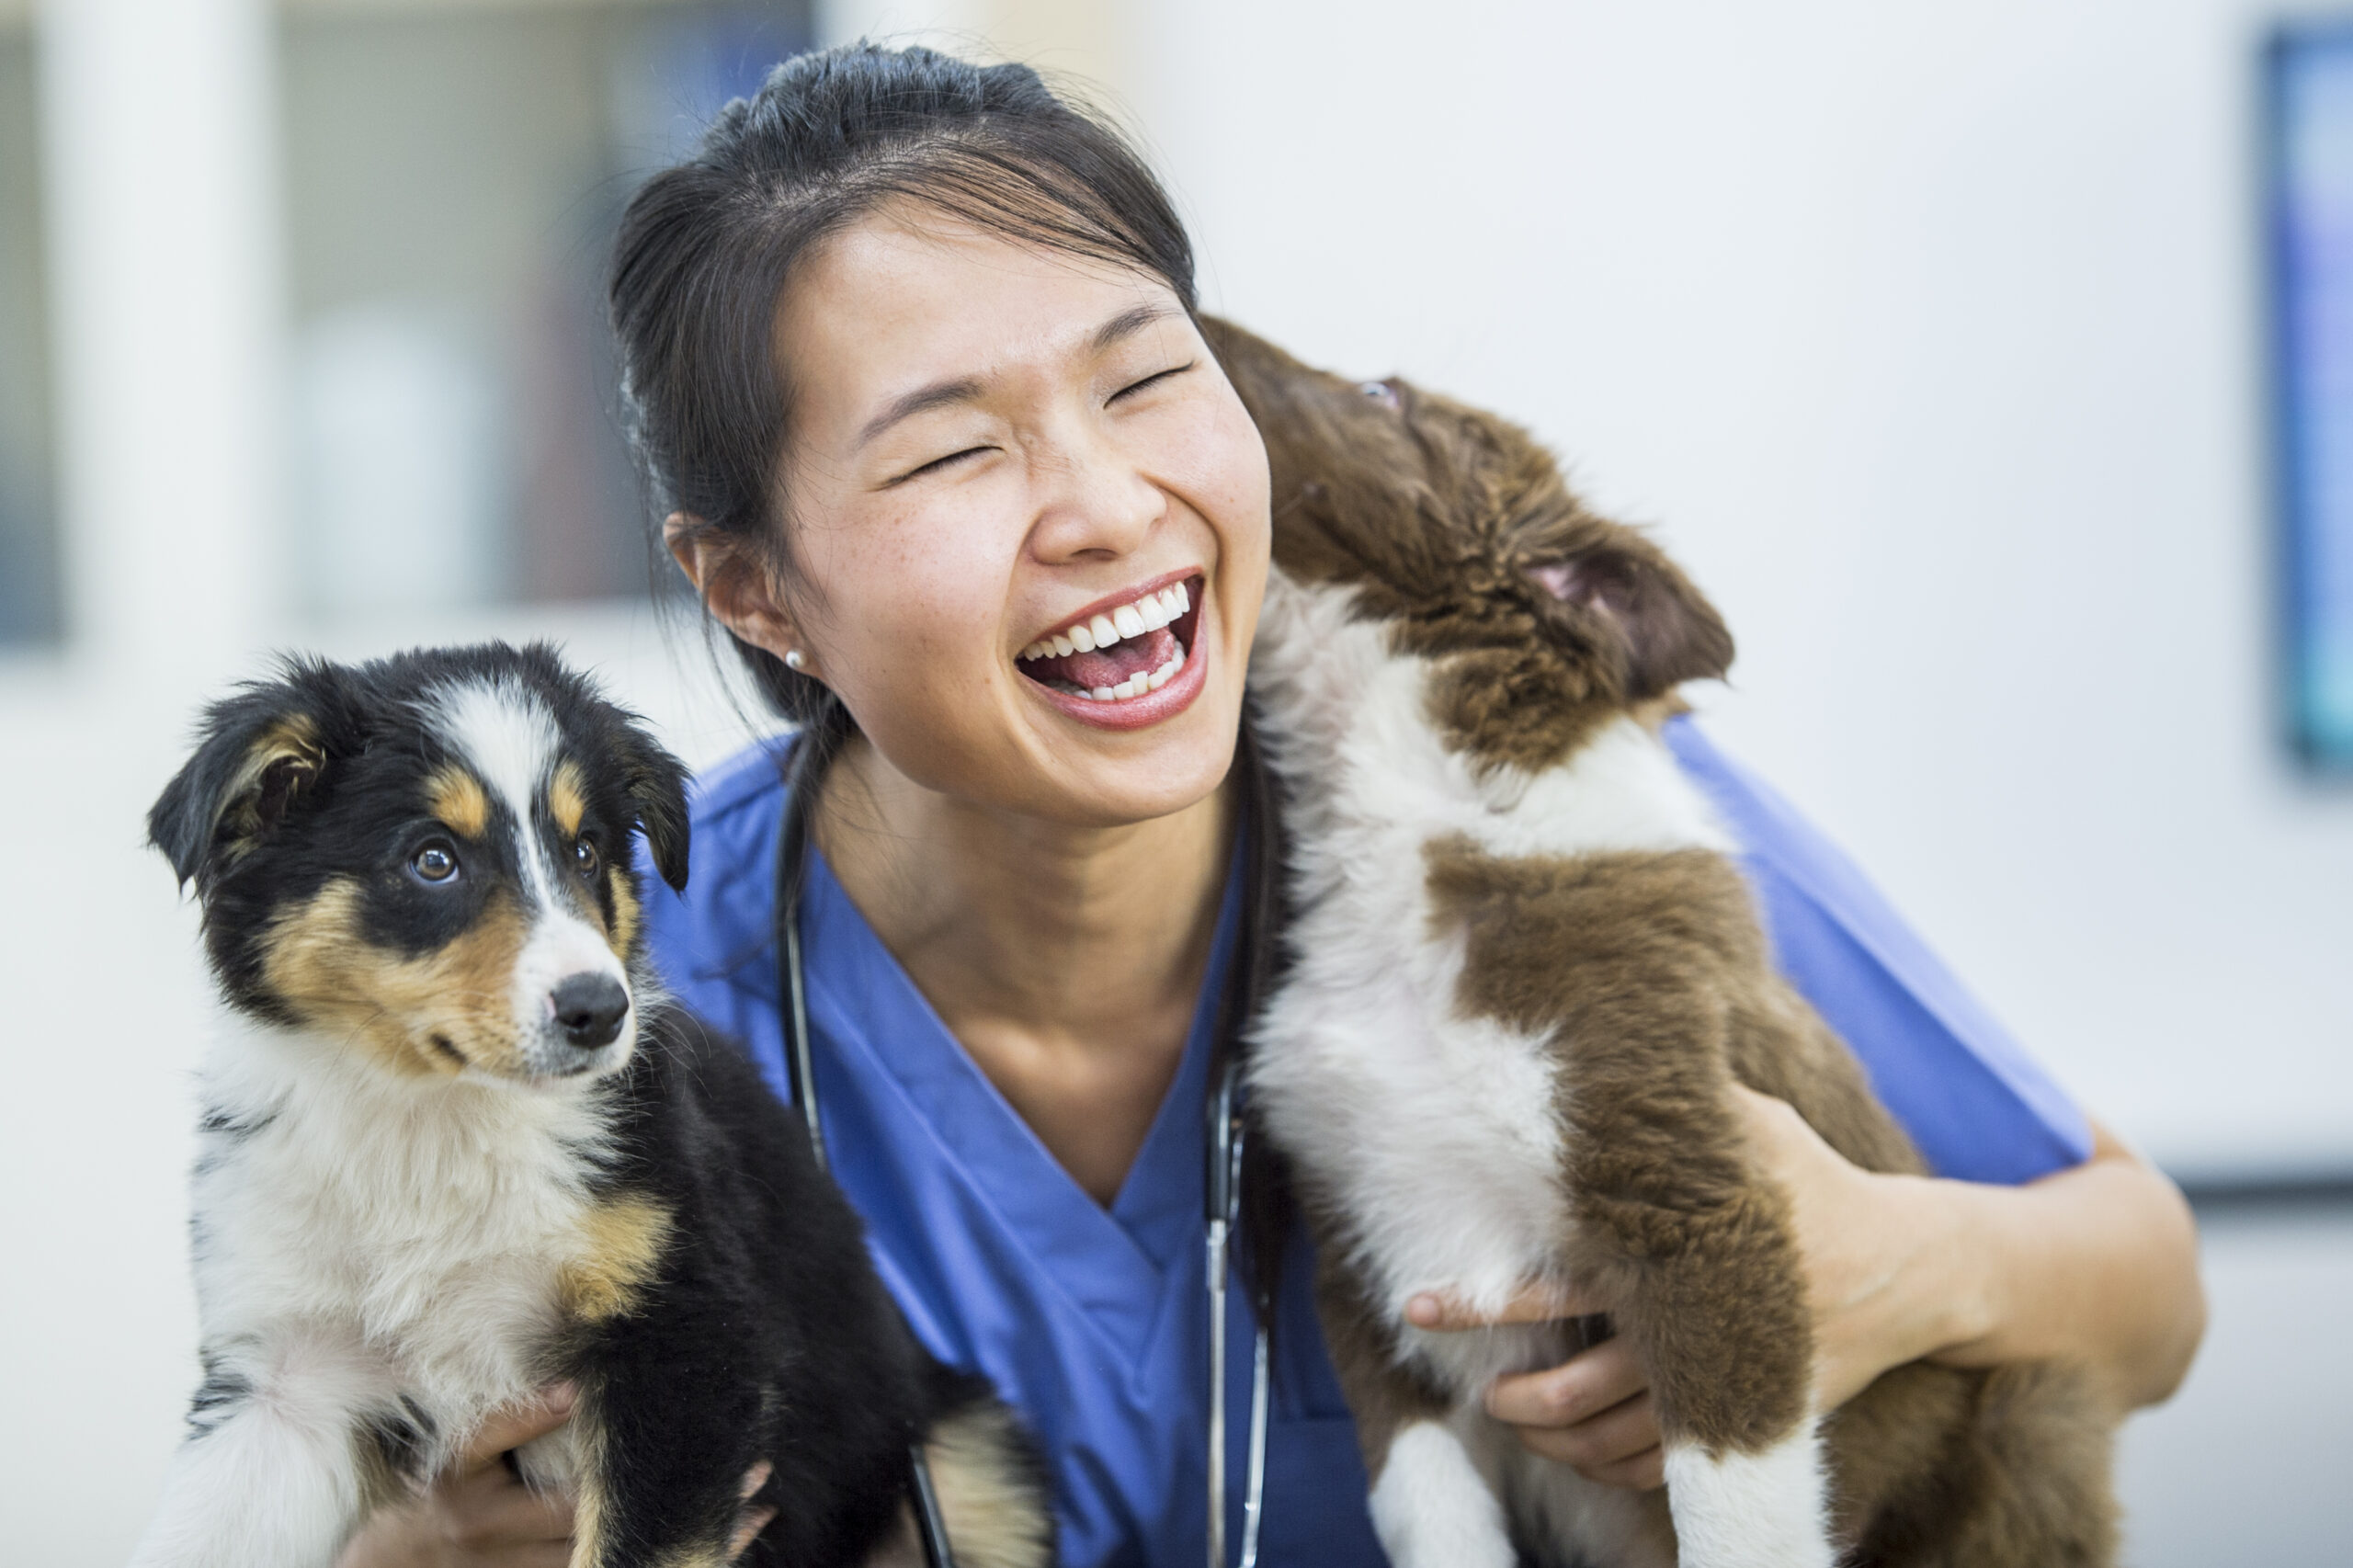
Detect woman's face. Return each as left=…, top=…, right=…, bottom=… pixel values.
left=742, top=211, right=1270, bottom=827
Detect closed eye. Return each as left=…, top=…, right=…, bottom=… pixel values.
left=1110, top=360, right=1196, bottom=403
left=888, top=445, right=995, bottom=485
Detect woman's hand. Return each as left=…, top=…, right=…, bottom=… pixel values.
left=336, top=1387, right=580, bottom=1568
left=335, top=1386, right=779, bottom=1567
left=1406, top=1086, right=2206, bottom=1491
left=1406, top=1280, right=1667, bottom=1489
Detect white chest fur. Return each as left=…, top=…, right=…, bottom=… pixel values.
left=191, top=1019, right=613, bottom=1459
left=1245, top=572, right=1732, bottom=1391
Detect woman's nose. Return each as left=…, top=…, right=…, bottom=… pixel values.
left=1025, top=430, right=1166, bottom=562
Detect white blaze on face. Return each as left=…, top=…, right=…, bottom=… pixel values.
left=428, top=679, right=634, bottom=1074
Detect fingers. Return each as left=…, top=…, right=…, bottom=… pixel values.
left=730, top=1506, right=780, bottom=1561
left=1484, top=1335, right=1646, bottom=1428
left=1484, top=1335, right=1665, bottom=1492
left=434, top=1460, right=575, bottom=1554
left=1404, top=1279, right=1598, bottom=1331
left=460, top=1383, right=579, bottom=1470
left=729, top=1460, right=778, bottom=1560
left=1508, top=1388, right=1665, bottom=1489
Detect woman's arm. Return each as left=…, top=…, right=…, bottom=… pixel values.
left=1412, top=1088, right=2208, bottom=1489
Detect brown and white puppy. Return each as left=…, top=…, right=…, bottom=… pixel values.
left=1208, top=319, right=2117, bottom=1568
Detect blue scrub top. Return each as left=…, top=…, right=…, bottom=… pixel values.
left=642, top=716, right=2093, bottom=1568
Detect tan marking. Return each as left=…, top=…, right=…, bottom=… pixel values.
left=925, top=1399, right=1054, bottom=1568
left=427, top=767, right=491, bottom=839
left=607, top=869, right=642, bottom=961
left=645, top=1549, right=730, bottom=1568
left=567, top=1418, right=608, bottom=1568
left=550, top=761, right=588, bottom=838
left=259, top=880, right=536, bottom=1079
left=212, top=717, right=325, bottom=862
left=559, top=1196, right=672, bottom=1324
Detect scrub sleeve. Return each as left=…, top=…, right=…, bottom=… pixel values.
left=642, top=720, right=2094, bottom=1568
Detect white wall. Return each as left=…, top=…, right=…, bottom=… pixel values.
left=1131, top=0, right=2353, bottom=1176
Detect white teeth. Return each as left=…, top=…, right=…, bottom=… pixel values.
left=1146, top=651, right=1181, bottom=689
left=1090, top=685, right=1116, bottom=700
left=1020, top=580, right=1198, bottom=666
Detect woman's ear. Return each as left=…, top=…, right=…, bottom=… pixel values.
left=665, top=512, right=817, bottom=677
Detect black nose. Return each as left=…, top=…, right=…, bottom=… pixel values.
left=550, top=973, right=629, bottom=1049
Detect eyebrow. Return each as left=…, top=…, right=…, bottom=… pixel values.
left=854, top=302, right=1184, bottom=449
left=856, top=377, right=986, bottom=449
left=1091, top=301, right=1179, bottom=353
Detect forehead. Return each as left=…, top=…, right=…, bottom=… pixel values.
left=415, top=680, right=597, bottom=827
left=772, top=212, right=1186, bottom=447
left=426, top=680, right=563, bottom=800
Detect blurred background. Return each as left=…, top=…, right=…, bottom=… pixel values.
left=3, top=0, right=2348, bottom=1559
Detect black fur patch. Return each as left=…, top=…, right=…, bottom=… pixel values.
left=185, top=1356, right=251, bottom=1439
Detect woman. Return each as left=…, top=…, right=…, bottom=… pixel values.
left=343, top=42, right=2202, bottom=1568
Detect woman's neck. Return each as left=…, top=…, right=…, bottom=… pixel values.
left=813, top=733, right=1234, bottom=1203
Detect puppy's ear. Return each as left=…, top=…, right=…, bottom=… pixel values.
left=612, top=716, right=692, bottom=893
left=149, top=677, right=332, bottom=892
left=1529, top=540, right=1734, bottom=700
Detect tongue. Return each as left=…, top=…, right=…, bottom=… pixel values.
left=1027, top=625, right=1177, bottom=690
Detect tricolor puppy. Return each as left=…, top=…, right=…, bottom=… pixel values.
left=136, top=642, right=1050, bottom=1568
left=1206, top=319, right=2120, bottom=1568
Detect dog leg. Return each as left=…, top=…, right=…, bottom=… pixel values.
left=1368, top=1420, right=1518, bottom=1568
left=1662, top=1427, right=1834, bottom=1568
left=921, top=1393, right=1054, bottom=1568
left=1312, top=1247, right=1516, bottom=1568
left=129, top=1336, right=386, bottom=1568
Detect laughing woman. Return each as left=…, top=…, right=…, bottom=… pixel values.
left=340, top=43, right=2203, bottom=1568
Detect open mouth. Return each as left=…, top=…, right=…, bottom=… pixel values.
left=1015, top=574, right=1205, bottom=704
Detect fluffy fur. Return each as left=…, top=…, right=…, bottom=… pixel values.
left=1206, top=318, right=2120, bottom=1568
left=136, top=642, right=1052, bottom=1568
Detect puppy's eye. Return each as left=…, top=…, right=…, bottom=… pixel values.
left=410, top=844, right=460, bottom=884
left=573, top=837, right=600, bottom=879
left=1361, top=380, right=1401, bottom=410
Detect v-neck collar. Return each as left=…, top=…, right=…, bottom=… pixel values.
left=794, top=835, right=1241, bottom=1358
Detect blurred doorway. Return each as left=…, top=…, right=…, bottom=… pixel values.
left=277, top=0, right=811, bottom=619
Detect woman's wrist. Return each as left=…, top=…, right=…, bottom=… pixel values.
left=1815, top=1166, right=1995, bottom=1405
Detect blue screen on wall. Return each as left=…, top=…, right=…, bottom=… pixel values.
left=2270, top=25, right=2353, bottom=770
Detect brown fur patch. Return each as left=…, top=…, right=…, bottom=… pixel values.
left=1205, top=316, right=1733, bottom=775
left=560, top=1196, right=673, bottom=1324
left=924, top=1400, right=1055, bottom=1568
left=1425, top=837, right=1876, bottom=1453
left=607, top=869, right=642, bottom=963
left=551, top=761, right=588, bottom=838
left=1310, top=1235, right=1454, bottom=1480
left=427, top=767, right=491, bottom=839
left=259, top=880, right=534, bottom=1079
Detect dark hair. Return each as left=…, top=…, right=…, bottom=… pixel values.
left=608, top=42, right=1198, bottom=730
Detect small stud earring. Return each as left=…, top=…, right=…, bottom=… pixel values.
left=783, top=650, right=806, bottom=672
